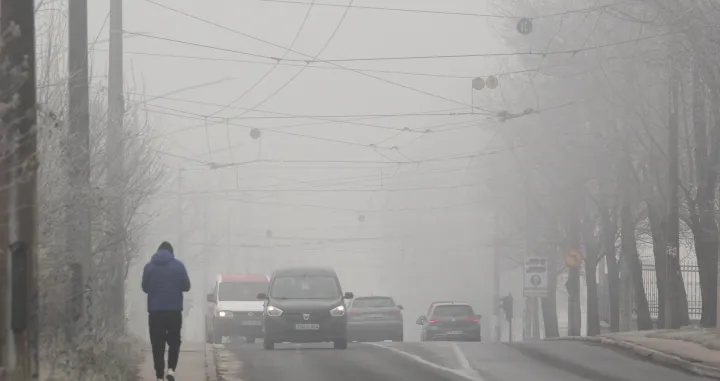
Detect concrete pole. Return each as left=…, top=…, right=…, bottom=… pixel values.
left=108, top=0, right=126, bottom=333
left=67, top=0, right=92, bottom=340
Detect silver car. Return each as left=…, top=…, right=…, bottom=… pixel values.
left=347, top=296, right=404, bottom=342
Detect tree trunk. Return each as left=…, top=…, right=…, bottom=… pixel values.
left=600, top=207, right=620, bottom=332
left=647, top=201, right=670, bottom=328
left=581, top=217, right=601, bottom=336
left=541, top=252, right=560, bottom=338
left=691, top=65, right=719, bottom=327
left=621, top=202, right=654, bottom=330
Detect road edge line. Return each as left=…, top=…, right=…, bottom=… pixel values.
left=451, top=343, right=472, bottom=370
left=367, top=343, right=483, bottom=381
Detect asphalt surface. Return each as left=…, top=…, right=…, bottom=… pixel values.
left=218, top=340, right=715, bottom=381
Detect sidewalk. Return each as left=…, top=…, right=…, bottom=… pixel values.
left=561, top=328, right=720, bottom=379
left=138, top=342, right=215, bottom=381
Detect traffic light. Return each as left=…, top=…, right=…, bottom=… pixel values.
left=500, top=293, right=513, bottom=321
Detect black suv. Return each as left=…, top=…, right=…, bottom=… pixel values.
left=257, top=267, right=354, bottom=350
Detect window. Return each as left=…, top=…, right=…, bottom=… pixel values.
left=218, top=282, right=269, bottom=301
left=352, top=297, right=395, bottom=308
left=432, top=305, right=475, bottom=317
left=270, top=276, right=340, bottom=299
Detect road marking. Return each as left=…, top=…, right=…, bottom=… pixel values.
left=451, top=343, right=472, bottom=370
left=367, top=343, right=484, bottom=381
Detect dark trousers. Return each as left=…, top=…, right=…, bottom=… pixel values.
left=149, top=311, right=183, bottom=378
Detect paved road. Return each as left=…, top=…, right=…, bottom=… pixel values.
left=216, top=340, right=714, bottom=381
left=220, top=342, right=468, bottom=381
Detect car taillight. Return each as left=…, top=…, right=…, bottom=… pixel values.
left=464, top=317, right=479, bottom=323
left=429, top=319, right=438, bottom=324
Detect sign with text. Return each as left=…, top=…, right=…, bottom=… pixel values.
left=523, top=257, right=548, bottom=298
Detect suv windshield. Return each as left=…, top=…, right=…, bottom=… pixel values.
left=352, top=297, right=395, bottom=308
left=270, top=276, right=340, bottom=299
left=218, top=282, right=269, bottom=301
left=433, top=305, right=475, bottom=317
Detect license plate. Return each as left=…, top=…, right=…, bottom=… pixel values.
left=295, top=324, right=320, bottom=330
left=241, top=320, right=262, bottom=326
left=447, top=330, right=462, bottom=335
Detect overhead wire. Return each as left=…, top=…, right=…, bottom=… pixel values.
left=135, top=1, right=495, bottom=114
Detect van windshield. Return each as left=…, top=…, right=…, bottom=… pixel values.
left=218, top=282, right=269, bottom=301
left=270, top=276, right=340, bottom=299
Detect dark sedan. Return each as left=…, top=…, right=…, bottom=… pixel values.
left=418, top=302, right=481, bottom=342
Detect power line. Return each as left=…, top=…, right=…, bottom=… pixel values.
left=247, top=0, right=640, bottom=20
left=136, top=1, right=494, bottom=113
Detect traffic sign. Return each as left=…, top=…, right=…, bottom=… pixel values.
left=565, top=249, right=583, bottom=268
left=472, top=77, right=485, bottom=90
left=523, top=257, right=548, bottom=297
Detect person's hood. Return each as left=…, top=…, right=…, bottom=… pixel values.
left=150, top=249, right=174, bottom=265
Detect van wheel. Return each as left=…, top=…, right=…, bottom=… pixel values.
left=263, top=339, right=274, bottom=350
left=334, top=339, right=347, bottom=350
left=246, top=337, right=256, bottom=344
left=213, top=332, right=223, bottom=344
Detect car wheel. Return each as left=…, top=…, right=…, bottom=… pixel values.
left=392, top=333, right=404, bottom=342
left=334, top=339, right=348, bottom=350
left=246, top=337, right=256, bottom=344
left=263, top=339, right=275, bottom=350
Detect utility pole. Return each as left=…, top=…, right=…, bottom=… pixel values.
left=176, top=170, right=185, bottom=338
left=67, top=0, right=92, bottom=341
left=523, top=177, right=540, bottom=339
left=1, top=0, right=39, bottom=378
left=493, top=212, right=501, bottom=342
left=666, top=59, right=680, bottom=330
left=107, top=0, right=126, bottom=333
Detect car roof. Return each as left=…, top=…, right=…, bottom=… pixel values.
left=218, top=273, right=269, bottom=283
left=431, top=301, right=471, bottom=308
left=355, top=296, right=393, bottom=299
left=272, top=267, right=338, bottom=277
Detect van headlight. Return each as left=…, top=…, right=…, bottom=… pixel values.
left=266, top=305, right=283, bottom=317
left=330, top=305, right=345, bottom=317
left=218, top=311, right=233, bottom=318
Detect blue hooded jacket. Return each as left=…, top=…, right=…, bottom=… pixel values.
left=141, top=249, right=191, bottom=311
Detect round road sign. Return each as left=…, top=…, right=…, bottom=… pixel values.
left=472, top=77, right=485, bottom=90
left=530, top=274, right=541, bottom=287
left=250, top=128, right=261, bottom=139
left=517, top=18, right=533, bottom=35
left=485, top=75, right=499, bottom=89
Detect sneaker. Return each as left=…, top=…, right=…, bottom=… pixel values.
left=166, top=368, right=175, bottom=381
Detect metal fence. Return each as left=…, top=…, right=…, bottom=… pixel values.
left=641, top=256, right=702, bottom=321
left=598, top=256, right=702, bottom=324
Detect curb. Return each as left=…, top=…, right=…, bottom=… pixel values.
left=205, top=343, right=218, bottom=381
left=554, top=336, right=720, bottom=379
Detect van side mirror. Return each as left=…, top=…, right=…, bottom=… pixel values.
left=257, top=293, right=268, bottom=300
left=476, top=314, right=482, bottom=320
left=206, top=293, right=214, bottom=302
left=344, top=292, right=354, bottom=299
left=416, top=316, right=427, bottom=325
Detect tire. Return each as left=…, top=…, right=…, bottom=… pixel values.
left=334, top=339, right=348, bottom=350
left=245, top=337, right=256, bottom=344
left=212, top=331, right=223, bottom=344
left=263, top=339, right=275, bottom=350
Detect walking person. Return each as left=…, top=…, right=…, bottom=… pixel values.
left=142, top=241, right=191, bottom=381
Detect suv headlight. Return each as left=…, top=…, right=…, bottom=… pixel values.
left=218, top=311, right=233, bottom=318
left=266, top=305, right=283, bottom=317
left=330, top=305, right=345, bottom=317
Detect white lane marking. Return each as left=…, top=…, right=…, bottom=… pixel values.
left=451, top=343, right=472, bottom=370
left=367, top=343, right=483, bottom=381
